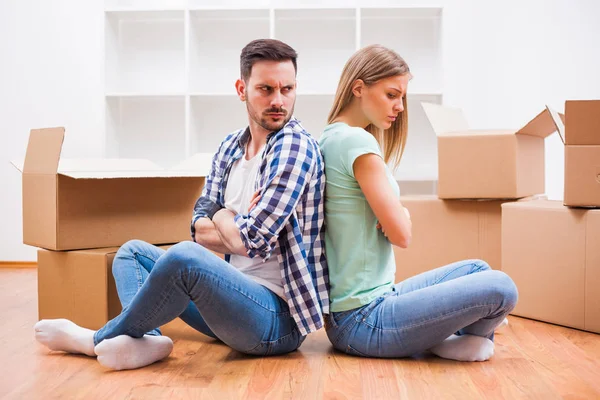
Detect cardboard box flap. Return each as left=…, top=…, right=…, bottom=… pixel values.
left=546, top=105, right=566, bottom=144
left=10, top=158, right=25, bottom=172
left=515, top=109, right=558, bottom=139
left=23, top=127, right=64, bottom=174
left=57, top=158, right=210, bottom=179
left=421, top=102, right=469, bottom=136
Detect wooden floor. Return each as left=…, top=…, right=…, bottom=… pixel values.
left=1, top=268, right=600, bottom=399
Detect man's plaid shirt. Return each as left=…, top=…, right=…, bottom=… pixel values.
left=191, top=117, right=329, bottom=336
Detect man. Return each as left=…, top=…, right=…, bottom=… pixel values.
left=34, top=39, right=329, bottom=371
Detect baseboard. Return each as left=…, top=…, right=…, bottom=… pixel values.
left=0, top=261, right=37, bottom=268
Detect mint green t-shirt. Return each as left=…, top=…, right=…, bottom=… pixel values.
left=319, top=122, right=400, bottom=312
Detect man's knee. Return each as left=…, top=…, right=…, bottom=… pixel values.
left=158, top=241, right=210, bottom=275
left=113, top=239, right=150, bottom=275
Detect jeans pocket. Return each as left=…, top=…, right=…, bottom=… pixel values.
left=345, top=344, right=369, bottom=357
left=245, top=342, right=270, bottom=356
left=245, top=329, right=303, bottom=357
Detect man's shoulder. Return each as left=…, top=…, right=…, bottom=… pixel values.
left=221, top=128, right=246, bottom=148
left=271, top=118, right=320, bottom=152
left=211, top=128, right=245, bottom=163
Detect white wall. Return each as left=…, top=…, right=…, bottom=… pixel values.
left=0, top=0, right=104, bottom=261
left=1, top=0, right=599, bottom=261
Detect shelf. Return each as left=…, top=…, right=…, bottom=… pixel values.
left=392, top=93, right=443, bottom=181
left=274, top=9, right=356, bottom=95
left=188, top=0, right=271, bottom=9
left=360, top=7, right=442, bottom=20
left=105, top=10, right=185, bottom=93
left=105, top=96, right=186, bottom=168
left=105, top=92, right=186, bottom=97
left=361, top=7, right=442, bottom=99
left=189, top=9, right=270, bottom=94
left=190, top=95, right=248, bottom=155
left=101, top=4, right=444, bottom=184
left=293, top=94, right=334, bottom=140
left=105, top=0, right=186, bottom=12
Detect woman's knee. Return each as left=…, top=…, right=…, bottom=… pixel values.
left=487, top=271, right=519, bottom=311
left=469, top=259, right=492, bottom=272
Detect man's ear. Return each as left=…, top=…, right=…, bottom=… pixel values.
left=352, top=79, right=364, bottom=97
left=235, top=79, right=246, bottom=101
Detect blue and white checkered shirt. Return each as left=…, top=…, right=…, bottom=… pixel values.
left=191, top=117, right=329, bottom=336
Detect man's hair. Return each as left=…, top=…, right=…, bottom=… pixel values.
left=240, top=39, right=298, bottom=81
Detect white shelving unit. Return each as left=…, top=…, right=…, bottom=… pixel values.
left=104, top=2, right=443, bottom=186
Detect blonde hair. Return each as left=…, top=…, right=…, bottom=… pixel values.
left=328, top=45, right=411, bottom=169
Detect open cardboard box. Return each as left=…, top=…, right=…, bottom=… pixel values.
left=547, top=100, right=600, bottom=208
left=421, top=102, right=561, bottom=199
left=12, top=127, right=212, bottom=251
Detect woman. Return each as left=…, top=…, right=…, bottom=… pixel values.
left=318, top=44, right=517, bottom=361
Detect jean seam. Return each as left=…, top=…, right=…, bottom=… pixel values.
left=362, top=303, right=495, bottom=332
left=118, top=256, right=285, bottom=340
left=129, top=274, right=180, bottom=335
left=433, top=261, right=479, bottom=285
left=190, top=266, right=281, bottom=313
left=346, top=344, right=369, bottom=357
left=132, top=253, right=144, bottom=289
left=330, top=313, right=360, bottom=345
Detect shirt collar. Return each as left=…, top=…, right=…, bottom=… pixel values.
left=236, top=117, right=297, bottom=150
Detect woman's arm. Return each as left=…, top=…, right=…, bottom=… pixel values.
left=354, top=154, right=412, bottom=248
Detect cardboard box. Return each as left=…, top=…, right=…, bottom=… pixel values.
left=12, top=127, right=212, bottom=250
left=393, top=195, right=544, bottom=283
left=394, top=196, right=504, bottom=283
left=502, top=200, right=600, bottom=333
left=37, top=247, right=124, bottom=330
left=421, top=102, right=559, bottom=199
left=547, top=101, right=600, bottom=208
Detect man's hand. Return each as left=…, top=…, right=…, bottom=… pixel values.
left=248, top=191, right=261, bottom=212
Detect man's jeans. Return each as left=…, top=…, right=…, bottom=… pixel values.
left=94, top=240, right=304, bottom=356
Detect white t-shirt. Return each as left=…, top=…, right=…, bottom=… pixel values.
left=224, top=147, right=285, bottom=299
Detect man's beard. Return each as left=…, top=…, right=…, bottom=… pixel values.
left=246, top=99, right=295, bottom=133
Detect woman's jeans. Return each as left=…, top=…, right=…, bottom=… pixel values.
left=325, top=259, right=518, bottom=358
left=93, top=240, right=305, bottom=356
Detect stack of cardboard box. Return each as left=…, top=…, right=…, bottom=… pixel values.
left=501, top=100, right=600, bottom=334
left=393, top=102, right=555, bottom=282
left=12, top=127, right=211, bottom=329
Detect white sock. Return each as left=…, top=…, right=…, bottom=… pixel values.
left=94, top=334, right=173, bottom=371
left=430, top=334, right=495, bottom=362
left=34, top=319, right=96, bottom=357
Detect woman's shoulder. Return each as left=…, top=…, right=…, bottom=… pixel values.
left=322, top=123, right=378, bottom=149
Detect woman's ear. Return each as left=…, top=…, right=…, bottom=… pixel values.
left=235, top=79, right=246, bottom=101
left=352, top=79, right=365, bottom=97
